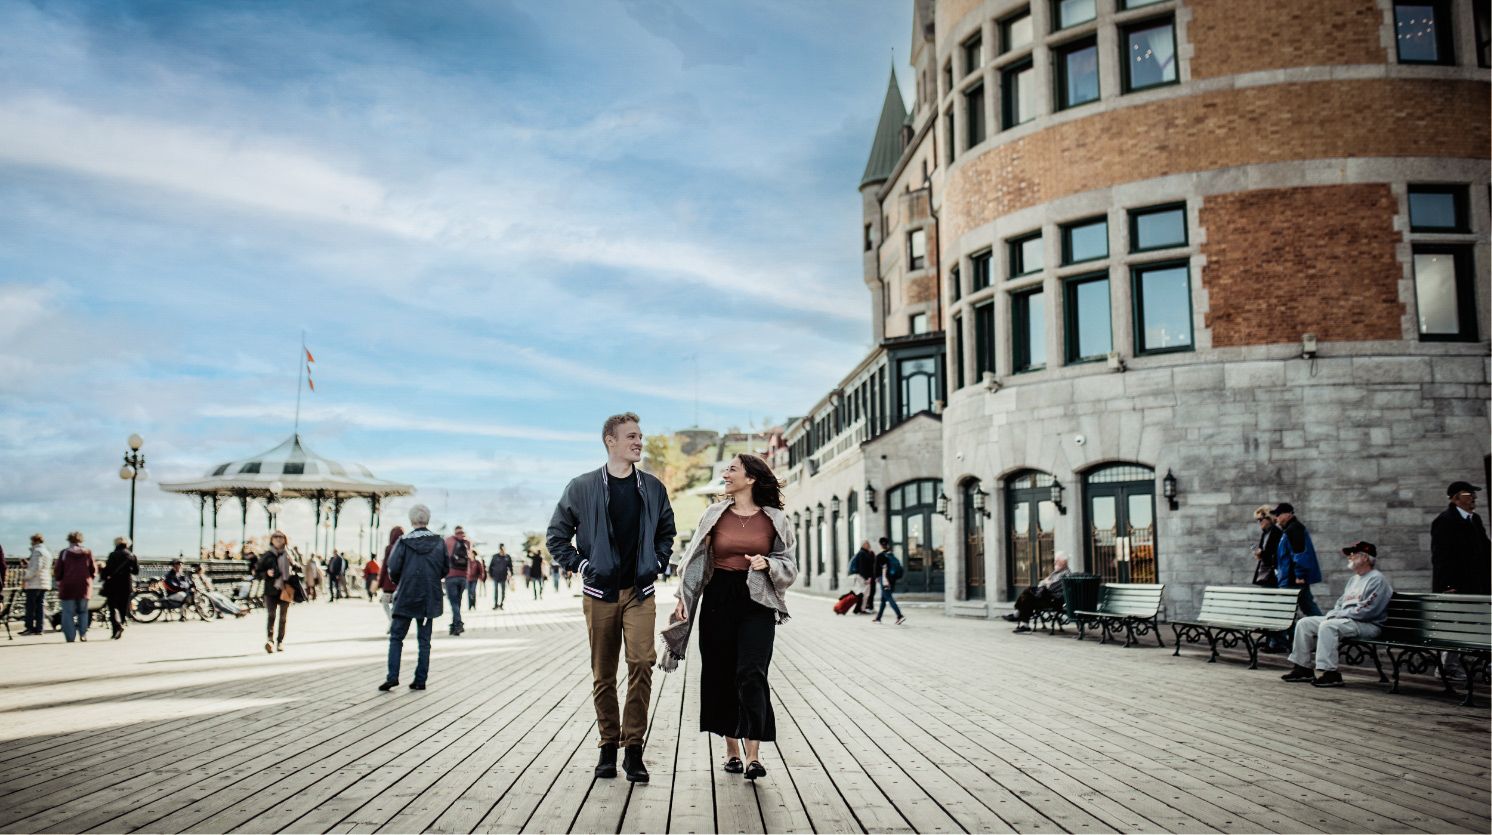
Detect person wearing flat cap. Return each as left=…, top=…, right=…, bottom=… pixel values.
left=1431, top=481, right=1490, bottom=596
left=1270, top=502, right=1323, bottom=617
left=1280, top=541, right=1393, bottom=688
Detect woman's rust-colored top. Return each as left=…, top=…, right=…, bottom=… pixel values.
left=711, top=509, right=774, bottom=572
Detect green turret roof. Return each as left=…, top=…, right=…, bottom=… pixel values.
left=860, top=68, right=907, bottom=188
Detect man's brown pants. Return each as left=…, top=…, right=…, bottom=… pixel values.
left=583, top=588, right=656, bottom=747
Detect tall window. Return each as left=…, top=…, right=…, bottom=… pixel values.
left=972, top=249, right=993, bottom=291
left=1394, top=1, right=1455, bottom=64
left=1002, top=60, right=1036, bottom=128
left=943, top=61, right=954, bottom=96
left=1001, top=9, right=1034, bottom=53
left=945, top=108, right=957, bottom=162
left=899, top=357, right=937, bottom=417
left=887, top=480, right=944, bottom=594
left=1122, top=18, right=1177, bottom=92
left=1477, top=0, right=1490, bottom=67
left=1056, top=38, right=1100, bottom=109
left=1013, top=289, right=1046, bottom=372
left=974, top=301, right=996, bottom=379
left=1062, top=216, right=1108, bottom=264
left=1132, top=262, right=1194, bottom=353
left=909, top=228, right=927, bottom=270
left=1054, top=0, right=1096, bottom=29
left=1009, top=232, right=1043, bottom=277
left=953, top=314, right=966, bottom=389
left=1064, top=273, right=1112, bottom=362
left=1414, top=247, right=1477, bottom=341
left=963, top=33, right=983, bottom=76
left=1084, top=464, right=1158, bottom=585
left=1129, top=203, right=1187, bottom=251
left=1408, top=185, right=1469, bottom=232
left=965, top=84, right=987, bottom=147
left=949, top=265, right=962, bottom=302
left=910, top=312, right=929, bottom=335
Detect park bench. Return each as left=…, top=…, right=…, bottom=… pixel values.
left=1033, top=597, right=1069, bottom=634
left=1170, top=585, right=1301, bottom=668
left=1073, top=583, right=1165, bottom=647
left=1342, top=592, right=1492, bottom=706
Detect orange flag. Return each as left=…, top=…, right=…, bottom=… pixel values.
left=305, top=348, right=315, bottom=364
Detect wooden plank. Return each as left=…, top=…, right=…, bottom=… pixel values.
left=474, top=700, right=596, bottom=832
left=666, top=669, right=715, bottom=835
left=614, top=654, right=687, bottom=835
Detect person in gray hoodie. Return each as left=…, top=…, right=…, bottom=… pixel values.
left=381, top=505, right=449, bottom=692
left=1282, top=541, right=1393, bottom=688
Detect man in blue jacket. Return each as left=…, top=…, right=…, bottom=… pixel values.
left=1272, top=503, right=1322, bottom=616
left=381, top=504, right=449, bottom=692
left=548, top=412, right=675, bottom=783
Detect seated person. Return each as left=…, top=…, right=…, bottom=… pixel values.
left=1005, top=552, right=1072, bottom=632
left=163, top=559, right=191, bottom=606
left=1281, top=541, right=1392, bottom=688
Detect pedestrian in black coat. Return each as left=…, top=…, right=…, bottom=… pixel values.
left=100, top=538, right=139, bottom=639
left=382, top=506, right=449, bottom=691
left=1431, top=481, right=1491, bottom=595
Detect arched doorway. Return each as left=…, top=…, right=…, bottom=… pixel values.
left=831, top=497, right=844, bottom=591
left=1006, top=470, right=1058, bottom=599
left=846, top=491, right=861, bottom=567
left=887, top=479, right=944, bottom=593
left=961, top=479, right=986, bottom=600
left=815, top=504, right=826, bottom=581
left=1084, top=463, right=1158, bottom=584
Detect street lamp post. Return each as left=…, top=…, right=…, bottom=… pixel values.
left=118, top=433, right=147, bottom=544
left=267, top=480, right=284, bottom=531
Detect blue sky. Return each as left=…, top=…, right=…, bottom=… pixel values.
left=0, top=0, right=913, bottom=556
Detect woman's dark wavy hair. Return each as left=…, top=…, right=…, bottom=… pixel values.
left=735, top=453, right=785, bottom=510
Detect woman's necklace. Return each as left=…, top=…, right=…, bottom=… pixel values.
left=730, top=506, right=760, bottom=528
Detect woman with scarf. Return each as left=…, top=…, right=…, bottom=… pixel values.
left=255, top=530, right=298, bottom=653
left=99, top=537, right=139, bottom=639
left=380, top=526, right=404, bottom=627
left=660, top=454, right=797, bottom=782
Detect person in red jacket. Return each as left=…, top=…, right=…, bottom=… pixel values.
left=363, top=556, right=380, bottom=601
left=54, top=531, right=96, bottom=642
left=380, top=527, right=403, bottom=629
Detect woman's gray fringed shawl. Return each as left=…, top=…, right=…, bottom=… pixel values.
left=657, top=500, right=798, bottom=672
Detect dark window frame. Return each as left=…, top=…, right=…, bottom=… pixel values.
left=1120, top=0, right=1166, bottom=8
left=953, top=314, right=967, bottom=389
left=1393, top=0, right=1456, bottom=65
left=999, top=9, right=1034, bottom=54
left=1001, top=58, right=1035, bottom=129
left=1120, top=16, right=1179, bottom=94
left=965, top=83, right=987, bottom=148
left=1128, top=202, right=1188, bottom=252
left=864, top=223, right=874, bottom=252
left=963, top=32, right=984, bottom=76
left=945, top=107, right=957, bottom=162
left=910, top=312, right=930, bottom=335
left=1413, top=244, right=1479, bottom=342
left=1055, top=36, right=1101, bottom=110
left=1053, top=0, right=1097, bottom=30
left=1407, top=184, right=1471, bottom=233
left=909, top=228, right=927, bottom=271
left=1063, top=271, right=1113, bottom=364
left=1131, top=259, right=1195, bottom=355
left=1061, top=215, right=1109, bottom=265
left=1012, top=289, right=1046, bottom=373
left=950, top=264, right=962, bottom=302
left=1477, top=0, right=1491, bottom=68
left=972, top=248, right=994, bottom=291
left=1008, top=231, right=1043, bottom=277
left=974, top=300, right=996, bottom=380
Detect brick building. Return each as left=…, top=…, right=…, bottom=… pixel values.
left=781, top=0, right=1490, bottom=618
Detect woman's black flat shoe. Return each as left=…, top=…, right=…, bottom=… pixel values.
left=723, top=757, right=744, bottom=774
left=744, top=760, right=766, bottom=780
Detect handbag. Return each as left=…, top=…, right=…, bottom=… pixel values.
left=289, top=576, right=307, bottom=603
left=279, top=583, right=295, bottom=604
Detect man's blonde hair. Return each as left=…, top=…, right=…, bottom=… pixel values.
left=602, top=412, right=642, bottom=444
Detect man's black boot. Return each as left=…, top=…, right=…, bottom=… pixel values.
left=595, top=743, right=618, bottom=778
left=623, top=744, right=650, bottom=783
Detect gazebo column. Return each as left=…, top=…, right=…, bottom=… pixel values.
left=369, top=496, right=381, bottom=561
left=197, top=495, right=206, bottom=560
left=211, top=496, right=221, bottom=558
left=313, top=495, right=324, bottom=557
left=331, top=495, right=345, bottom=558
left=238, top=491, right=249, bottom=557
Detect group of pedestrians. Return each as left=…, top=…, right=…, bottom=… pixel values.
left=842, top=538, right=906, bottom=624
left=375, top=412, right=800, bottom=784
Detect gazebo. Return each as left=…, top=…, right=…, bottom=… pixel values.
left=160, top=434, right=415, bottom=559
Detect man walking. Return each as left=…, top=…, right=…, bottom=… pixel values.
left=529, top=551, right=545, bottom=599
left=548, top=412, right=676, bottom=783
left=327, top=552, right=346, bottom=602
left=444, top=525, right=472, bottom=636
left=850, top=539, right=876, bottom=614
left=490, top=545, right=513, bottom=609
left=873, top=537, right=906, bottom=625
left=1272, top=503, right=1323, bottom=617
left=381, top=505, right=448, bottom=692
left=1431, top=481, right=1490, bottom=595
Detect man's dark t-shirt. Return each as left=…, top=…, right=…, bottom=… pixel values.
left=608, top=468, right=642, bottom=589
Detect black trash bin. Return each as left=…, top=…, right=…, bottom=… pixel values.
left=1062, top=573, right=1101, bottom=618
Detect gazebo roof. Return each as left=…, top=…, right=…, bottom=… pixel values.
left=159, top=434, right=415, bottom=499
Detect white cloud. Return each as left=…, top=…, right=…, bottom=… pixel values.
left=196, top=403, right=595, bottom=444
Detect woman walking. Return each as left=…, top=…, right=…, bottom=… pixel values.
left=54, top=532, right=96, bottom=642
left=255, top=531, right=297, bottom=653
left=661, top=454, right=797, bottom=781
left=99, top=537, right=139, bottom=639
left=380, top=527, right=404, bottom=627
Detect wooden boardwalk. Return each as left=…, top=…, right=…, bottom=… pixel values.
left=0, top=586, right=1486, bottom=834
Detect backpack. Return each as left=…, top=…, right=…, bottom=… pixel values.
left=883, top=552, right=904, bottom=581
left=848, top=552, right=862, bottom=576
left=450, top=539, right=470, bottom=572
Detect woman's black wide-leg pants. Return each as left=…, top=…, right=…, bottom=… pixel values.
left=698, top=569, right=777, bottom=741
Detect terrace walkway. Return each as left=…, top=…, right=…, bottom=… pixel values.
left=0, top=586, right=1486, bottom=833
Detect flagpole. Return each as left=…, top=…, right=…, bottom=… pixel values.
left=294, top=330, right=305, bottom=439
